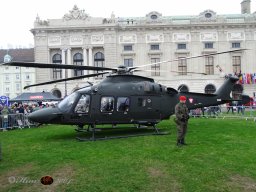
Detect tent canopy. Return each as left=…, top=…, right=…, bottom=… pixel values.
left=10, top=92, right=61, bottom=102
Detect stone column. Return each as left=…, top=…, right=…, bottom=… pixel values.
left=88, top=47, right=93, bottom=66
left=48, top=48, right=51, bottom=63
left=83, top=47, right=88, bottom=75
left=48, top=48, right=51, bottom=80
left=67, top=48, right=72, bottom=78
left=61, top=49, right=66, bottom=79
left=88, top=47, right=93, bottom=75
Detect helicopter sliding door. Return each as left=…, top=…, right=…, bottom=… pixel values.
left=131, top=96, right=161, bottom=123
left=97, top=96, right=131, bottom=124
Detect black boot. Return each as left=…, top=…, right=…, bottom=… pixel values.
left=181, top=138, right=187, bottom=145
left=177, top=139, right=182, bottom=147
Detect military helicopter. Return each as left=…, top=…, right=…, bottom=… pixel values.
left=1, top=49, right=250, bottom=140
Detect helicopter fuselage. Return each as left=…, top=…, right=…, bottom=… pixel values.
left=28, top=74, right=249, bottom=127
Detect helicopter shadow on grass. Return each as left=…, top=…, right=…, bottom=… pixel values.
left=74, top=125, right=170, bottom=141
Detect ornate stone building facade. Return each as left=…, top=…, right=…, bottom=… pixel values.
left=32, top=1, right=256, bottom=98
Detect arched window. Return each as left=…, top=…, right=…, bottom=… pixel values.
left=94, top=52, right=105, bottom=78
left=204, top=84, right=216, bottom=94
left=178, top=84, right=189, bottom=92
left=94, top=52, right=104, bottom=65
left=232, top=84, right=243, bottom=100
left=73, top=53, right=84, bottom=77
left=52, top=89, right=62, bottom=98
left=52, top=54, right=62, bottom=80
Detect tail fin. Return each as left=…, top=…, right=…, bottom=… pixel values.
left=214, top=76, right=239, bottom=100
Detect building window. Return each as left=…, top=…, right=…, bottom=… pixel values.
left=124, top=58, right=133, bottom=67
left=124, top=45, right=133, bottom=51
left=25, top=74, right=30, bottom=80
left=204, top=42, right=213, bottom=49
left=52, top=53, right=62, bottom=80
left=16, top=84, right=20, bottom=91
left=16, top=74, right=20, bottom=80
left=151, top=14, right=158, bottom=19
left=232, top=42, right=240, bottom=48
left=232, top=56, right=241, bottom=73
left=177, top=44, right=186, bottom=49
left=178, top=84, right=189, bottom=92
left=178, top=57, right=187, bottom=75
left=26, top=83, right=30, bottom=91
left=205, top=84, right=216, bottom=94
left=150, top=44, right=160, bottom=50
left=5, top=87, right=10, bottom=92
left=5, top=75, right=9, bottom=81
left=205, top=13, right=212, bottom=18
left=16, top=67, right=19, bottom=70
left=94, top=52, right=105, bottom=78
left=151, top=58, right=160, bottom=76
left=52, top=89, right=62, bottom=98
left=205, top=56, right=214, bottom=75
left=4, top=54, right=12, bottom=62
left=73, top=53, right=84, bottom=77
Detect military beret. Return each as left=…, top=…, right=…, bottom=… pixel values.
left=179, top=96, right=187, bottom=101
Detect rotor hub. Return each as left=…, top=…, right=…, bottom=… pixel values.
left=116, top=65, right=129, bottom=74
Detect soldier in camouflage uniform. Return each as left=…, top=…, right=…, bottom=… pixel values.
left=175, top=96, right=189, bottom=146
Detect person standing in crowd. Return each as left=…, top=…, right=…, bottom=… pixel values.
left=226, top=101, right=234, bottom=114
left=237, top=100, right=244, bottom=115
left=1, top=106, right=9, bottom=129
left=174, top=96, right=190, bottom=146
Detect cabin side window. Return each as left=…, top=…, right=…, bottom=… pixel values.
left=74, top=94, right=90, bottom=113
left=117, top=97, right=130, bottom=112
left=101, top=97, right=114, bottom=112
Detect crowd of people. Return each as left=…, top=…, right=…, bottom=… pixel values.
left=0, top=102, right=57, bottom=130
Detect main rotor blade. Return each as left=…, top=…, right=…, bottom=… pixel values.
left=134, top=69, right=207, bottom=75
left=132, top=49, right=248, bottom=70
left=1, top=61, right=115, bottom=71
left=170, top=70, right=207, bottom=75
left=24, top=72, right=109, bottom=89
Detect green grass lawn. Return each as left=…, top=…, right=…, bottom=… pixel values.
left=0, top=118, right=256, bottom=192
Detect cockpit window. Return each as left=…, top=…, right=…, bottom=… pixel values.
left=58, top=92, right=78, bottom=112
left=74, top=95, right=90, bottom=113
left=117, top=97, right=130, bottom=112
left=101, top=97, right=114, bottom=112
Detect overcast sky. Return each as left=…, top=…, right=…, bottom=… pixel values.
left=0, top=0, right=255, bottom=49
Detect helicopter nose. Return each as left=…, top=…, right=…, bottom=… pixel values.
left=28, top=107, right=62, bottom=123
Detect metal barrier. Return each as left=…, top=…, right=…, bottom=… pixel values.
left=189, top=105, right=256, bottom=121
left=0, top=113, right=38, bottom=131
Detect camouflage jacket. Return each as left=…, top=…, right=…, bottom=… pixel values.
left=175, top=102, right=189, bottom=121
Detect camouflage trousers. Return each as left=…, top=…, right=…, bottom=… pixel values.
left=176, top=122, right=188, bottom=140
